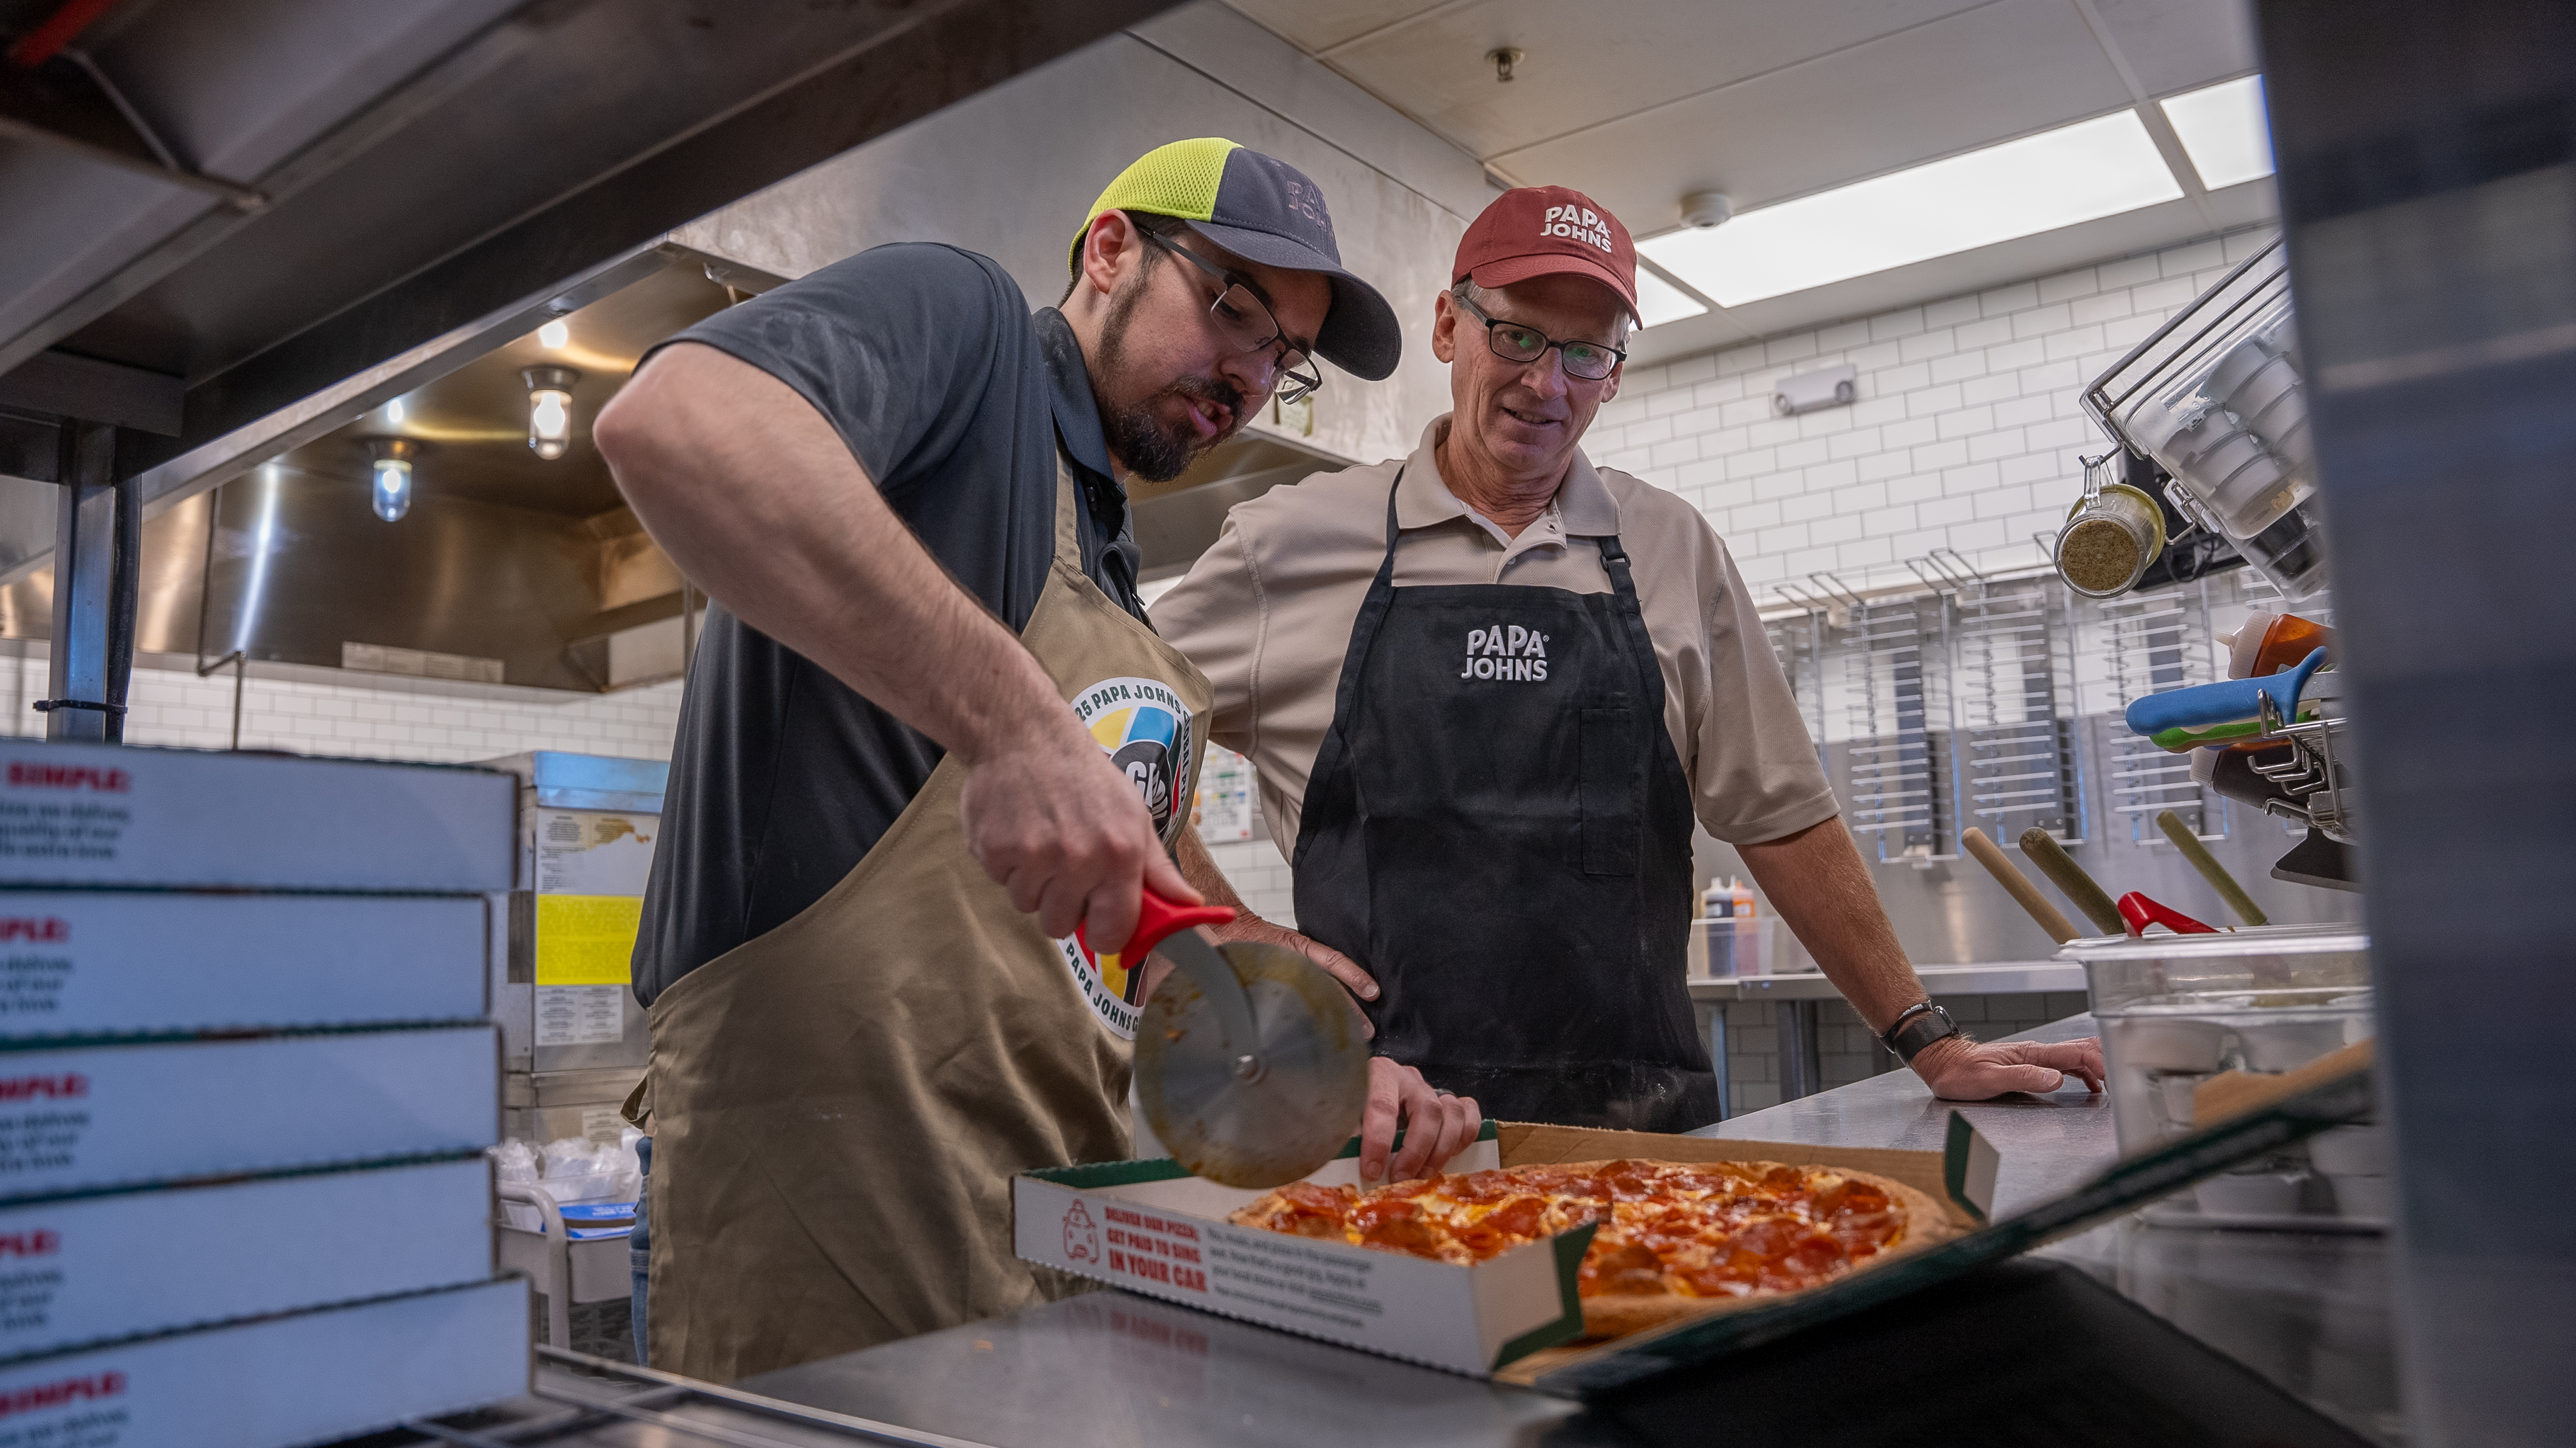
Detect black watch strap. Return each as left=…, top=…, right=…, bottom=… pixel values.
left=1880, top=1003, right=1963, bottom=1063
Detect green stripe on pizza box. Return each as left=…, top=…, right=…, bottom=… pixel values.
left=1943, top=1112, right=1999, bottom=1224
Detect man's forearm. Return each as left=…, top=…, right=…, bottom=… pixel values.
left=595, top=343, right=1077, bottom=765
left=1736, top=818, right=1927, bottom=1034
left=1174, top=828, right=1249, bottom=912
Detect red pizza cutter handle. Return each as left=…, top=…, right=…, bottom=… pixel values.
left=1075, top=883, right=1235, bottom=961
left=2118, top=890, right=2219, bottom=937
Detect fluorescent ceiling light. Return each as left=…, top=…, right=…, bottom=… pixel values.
left=1634, top=264, right=1710, bottom=329
left=2160, top=75, right=2275, bottom=191
left=1640, top=111, right=2184, bottom=307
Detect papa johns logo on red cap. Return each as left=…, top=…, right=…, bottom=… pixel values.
left=1541, top=203, right=1615, bottom=254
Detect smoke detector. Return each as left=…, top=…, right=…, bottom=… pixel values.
left=1680, top=191, right=1734, bottom=229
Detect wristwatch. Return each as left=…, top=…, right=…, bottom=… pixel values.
left=1879, top=1002, right=1964, bottom=1063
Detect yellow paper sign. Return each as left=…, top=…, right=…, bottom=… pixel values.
left=535, top=893, right=644, bottom=985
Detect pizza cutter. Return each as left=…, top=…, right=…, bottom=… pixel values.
left=1078, top=886, right=1369, bottom=1189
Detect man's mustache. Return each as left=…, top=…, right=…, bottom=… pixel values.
left=1160, top=375, right=1246, bottom=430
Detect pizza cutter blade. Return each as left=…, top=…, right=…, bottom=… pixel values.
left=1086, top=887, right=1369, bottom=1188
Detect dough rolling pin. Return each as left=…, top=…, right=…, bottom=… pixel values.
left=2019, top=827, right=2126, bottom=936
left=2154, top=808, right=2268, bottom=926
left=1079, top=886, right=1369, bottom=1189
left=1961, top=827, right=2078, bottom=944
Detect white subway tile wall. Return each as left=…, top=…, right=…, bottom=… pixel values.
left=0, top=649, right=685, bottom=766
left=1591, top=229, right=2274, bottom=596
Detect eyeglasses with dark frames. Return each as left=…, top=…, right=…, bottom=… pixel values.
left=1140, top=228, right=1324, bottom=406
left=1451, top=290, right=1626, bottom=381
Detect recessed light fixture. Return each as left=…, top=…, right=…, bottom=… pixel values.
left=363, top=437, right=421, bottom=522
left=2159, top=75, right=2274, bottom=191
left=1634, top=266, right=1710, bottom=329
left=521, top=366, right=579, bottom=460
left=538, top=319, right=570, bottom=350
left=1639, top=110, right=2184, bottom=307
left=385, top=397, right=406, bottom=425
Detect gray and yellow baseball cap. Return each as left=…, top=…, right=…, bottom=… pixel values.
left=1072, top=138, right=1401, bottom=381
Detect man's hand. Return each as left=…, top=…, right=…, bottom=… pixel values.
left=1214, top=914, right=1377, bottom=1026
left=1910, top=1034, right=2106, bottom=1100
left=1358, top=1059, right=1482, bottom=1183
left=957, top=714, right=1198, bottom=956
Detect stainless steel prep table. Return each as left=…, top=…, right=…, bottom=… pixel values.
left=1691, top=960, right=2085, bottom=1111
left=435, top=1013, right=2393, bottom=1448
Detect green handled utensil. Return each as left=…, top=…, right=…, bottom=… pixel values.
left=2019, top=828, right=2125, bottom=936
left=2155, top=809, right=2269, bottom=926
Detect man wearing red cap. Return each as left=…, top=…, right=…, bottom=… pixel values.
left=1155, top=187, right=2104, bottom=1131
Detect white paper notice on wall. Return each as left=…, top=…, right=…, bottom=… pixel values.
left=535, top=808, right=657, bottom=896
left=535, top=985, right=625, bottom=1045
left=1194, top=745, right=1256, bottom=845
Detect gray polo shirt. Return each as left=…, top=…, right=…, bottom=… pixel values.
left=632, top=242, right=1142, bottom=1005
left=1150, top=415, right=1840, bottom=857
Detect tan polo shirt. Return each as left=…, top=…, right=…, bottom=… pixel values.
left=1151, top=415, right=1841, bottom=859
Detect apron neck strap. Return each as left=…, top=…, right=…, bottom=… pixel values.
left=1372, top=466, right=1407, bottom=590
left=1052, top=450, right=1086, bottom=571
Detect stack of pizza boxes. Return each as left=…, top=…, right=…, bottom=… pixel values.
left=0, top=740, right=529, bottom=1446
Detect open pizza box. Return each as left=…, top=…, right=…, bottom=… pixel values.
left=1012, top=1116, right=2000, bottom=1381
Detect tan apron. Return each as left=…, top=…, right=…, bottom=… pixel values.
left=639, top=454, right=1210, bottom=1382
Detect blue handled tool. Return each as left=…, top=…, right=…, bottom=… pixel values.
left=2124, top=648, right=2328, bottom=746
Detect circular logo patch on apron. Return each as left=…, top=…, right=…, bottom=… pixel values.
left=1055, top=675, right=1198, bottom=1040
left=1069, top=675, right=1195, bottom=843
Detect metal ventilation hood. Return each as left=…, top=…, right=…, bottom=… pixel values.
left=0, top=0, right=1175, bottom=697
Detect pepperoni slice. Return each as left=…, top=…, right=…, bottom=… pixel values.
left=1578, top=1240, right=1666, bottom=1296
left=1358, top=1211, right=1443, bottom=1257
left=1730, top=1218, right=1795, bottom=1260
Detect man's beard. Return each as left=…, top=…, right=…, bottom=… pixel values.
left=1096, top=275, right=1247, bottom=483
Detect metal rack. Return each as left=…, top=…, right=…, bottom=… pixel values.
left=2085, top=581, right=2223, bottom=842
left=402, top=1346, right=994, bottom=1447
left=2253, top=695, right=2355, bottom=843
left=1914, top=551, right=2080, bottom=845
left=1808, top=573, right=1945, bottom=859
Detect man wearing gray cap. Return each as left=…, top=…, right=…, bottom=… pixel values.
left=595, top=138, right=1469, bottom=1378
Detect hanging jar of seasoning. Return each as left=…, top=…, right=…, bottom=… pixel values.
left=2054, top=452, right=2168, bottom=598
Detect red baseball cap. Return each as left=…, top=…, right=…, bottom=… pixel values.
left=1453, top=185, right=1639, bottom=320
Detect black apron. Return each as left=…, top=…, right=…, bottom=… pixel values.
left=1291, top=471, right=1718, bottom=1132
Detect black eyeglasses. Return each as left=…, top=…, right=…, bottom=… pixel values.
left=1451, top=290, right=1625, bottom=381
left=1140, top=229, right=1324, bottom=406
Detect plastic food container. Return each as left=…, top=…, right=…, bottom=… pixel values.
left=1691, top=916, right=1776, bottom=977
left=2064, top=927, right=2371, bottom=1159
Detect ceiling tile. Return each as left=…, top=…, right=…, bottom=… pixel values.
left=1489, top=0, right=2129, bottom=238
left=2089, top=0, right=2257, bottom=97
left=1300, top=0, right=1994, bottom=160
left=1221, top=0, right=1456, bottom=56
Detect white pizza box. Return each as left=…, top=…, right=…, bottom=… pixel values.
left=1013, top=1120, right=1995, bottom=1380
left=0, top=893, right=488, bottom=1039
left=0, top=1026, right=497, bottom=1201
left=0, top=1155, right=495, bottom=1360
left=0, top=1276, right=526, bottom=1448
left=0, top=742, right=512, bottom=893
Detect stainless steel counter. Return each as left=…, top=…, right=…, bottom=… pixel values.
left=436, top=1014, right=2393, bottom=1448
left=1687, top=960, right=2086, bottom=1003
left=1691, top=959, right=2089, bottom=1113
